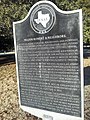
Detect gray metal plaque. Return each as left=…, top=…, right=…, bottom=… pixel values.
left=13, top=1, right=83, bottom=120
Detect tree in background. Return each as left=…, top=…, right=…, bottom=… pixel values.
left=0, top=0, right=90, bottom=51
left=0, top=0, right=31, bottom=51
left=57, top=0, right=90, bottom=43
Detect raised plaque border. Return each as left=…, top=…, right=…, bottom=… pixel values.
left=13, top=1, right=84, bottom=120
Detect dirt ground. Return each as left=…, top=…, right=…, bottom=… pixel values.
left=0, top=63, right=41, bottom=120
left=84, top=59, right=90, bottom=120
left=0, top=59, right=90, bottom=120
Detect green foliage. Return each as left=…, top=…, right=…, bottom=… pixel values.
left=0, top=0, right=90, bottom=51
left=56, top=0, right=90, bottom=43
left=0, top=1, right=30, bottom=39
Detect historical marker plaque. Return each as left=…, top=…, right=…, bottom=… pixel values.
left=13, top=1, right=84, bottom=120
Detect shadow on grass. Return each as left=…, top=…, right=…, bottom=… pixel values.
left=84, top=48, right=90, bottom=59
left=0, top=54, right=15, bottom=65
left=84, top=66, right=90, bottom=86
